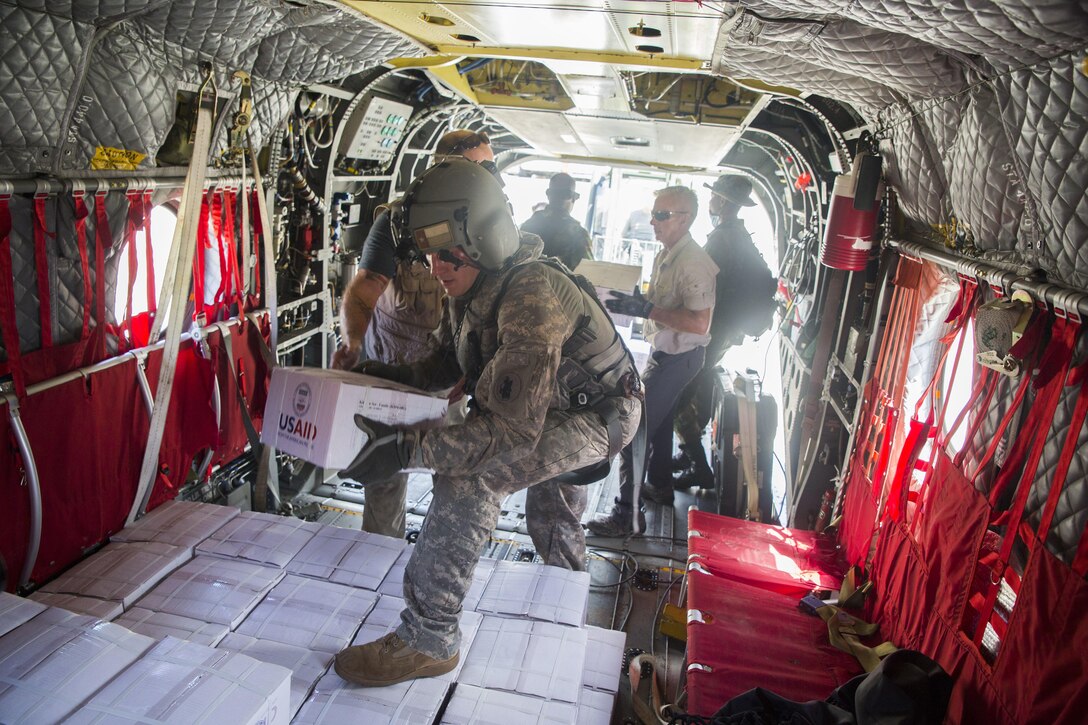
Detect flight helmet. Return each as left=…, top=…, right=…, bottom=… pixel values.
left=390, top=157, right=519, bottom=271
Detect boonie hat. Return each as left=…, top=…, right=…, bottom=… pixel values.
left=706, top=175, right=756, bottom=206
left=547, top=172, right=579, bottom=201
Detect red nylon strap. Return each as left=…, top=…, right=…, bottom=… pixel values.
left=1036, top=356, right=1088, bottom=549
left=221, top=188, right=244, bottom=313
left=91, top=191, right=110, bottom=358
left=72, top=192, right=92, bottom=340
left=210, top=190, right=228, bottom=315
left=123, top=190, right=145, bottom=348
left=192, top=191, right=212, bottom=322
left=972, top=316, right=1078, bottom=647
left=249, top=189, right=262, bottom=300
left=32, top=193, right=53, bottom=347
left=142, top=190, right=156, bottom=315
left=1073, top=513, right=1088, bottom=577
left=0, top=194, right=26, bottom=397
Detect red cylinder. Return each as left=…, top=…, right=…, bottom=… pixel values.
left=820, top=174, right=878, bottom=271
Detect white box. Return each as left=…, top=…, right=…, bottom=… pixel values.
left=349, top=595, right=481, bottom=683
left=262, top=368, right=448, bottom=470
left=441, top=683, right=578, bottom=724
left=114, top=607, right=230, bottom=647
left=28, top=592, right=124, bottom=622
left=235, top=574, right=377, bottom=654
left=112, top=500, right=239, bottom=548
left=65, top=636, right=291, bottom=725
left=287, top=526, right=408, bottom=590
left=457, top=617, right=587, bottom=704
left=218, top=633, right=334, bottom=718
left=294, top=670, right=450, bottom=725
left=136, top=555, right=284, bottom=628
left=41, top=541, right=191, bottom=609
left=196, top=511, right=321, bottom=568
left=582, top=626, right=626, bottom=693
left=0, top=607, right=154, bottom=723
left=476, top=560, right=590, bottom=626
left=0, top=591, right=47, bottom=637
left=577, top=688, right=615, bottom=725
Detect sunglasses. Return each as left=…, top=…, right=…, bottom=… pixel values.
left=433, top=248, right=468, bottom=269
left=651, top=210, right=690, bottom=221
left=447, top=131, right=490, bottom=154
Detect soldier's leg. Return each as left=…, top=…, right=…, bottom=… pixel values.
left=361, top=472, right=407, bottom=539
left=526, top=480, right=588, bottom=571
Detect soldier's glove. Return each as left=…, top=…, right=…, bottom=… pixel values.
left=605, top=287, right=653, bottom=319
left=339, top=415, right=416, bottom=484
left=351, top=359, right=413, bottom=386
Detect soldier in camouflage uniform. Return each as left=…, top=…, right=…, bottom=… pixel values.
left=330, top=130, right=494, bottom=538
left=333, top=158, right=641, bottom=687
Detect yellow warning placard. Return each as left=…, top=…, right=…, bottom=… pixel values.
left=90, top=145, right=146, bottom=170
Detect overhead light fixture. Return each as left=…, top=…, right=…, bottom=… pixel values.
left=611, top=136, right=650, bottom=147
left=451, top=33, right=481, bottom=43
left=628, top=20, right=661, bottom=38
left=420, top=13, right=454, bottom=26
left=635, top=45, right=664, bottom=55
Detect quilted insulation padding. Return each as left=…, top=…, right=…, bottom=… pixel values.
left=0, top=0, right=420, bottom=174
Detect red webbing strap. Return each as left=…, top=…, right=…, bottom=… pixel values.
left=249, top=188, right=262, bottom=302
left=972, top=316, right=1077, bottom=647
left=72, top=191, right=92, bottom=340
left=32, top=192, right=53, bottom=347
left=210, top=190, right=228, bottom=315
left=122, top=190, right=144, bottom=348
left=0, top=193, right=26, bottom=397
left=221, top=188, right=244, bottom=313
left=91, top=191, right=110, bottom=358
left=1037, top=357, right=1088, bottom=550
left=142, top=190, right=156, bottom=315
left=192, top=191, right=212, bottom=323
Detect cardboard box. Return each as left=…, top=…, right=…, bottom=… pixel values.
left=234, top=574, right=378, bottom=654
left=196, top=511, right=321, bottom=569
left=295, top=670, right=450, bottom=725
left=582, top=626, right=627, bottom=693
left=0, top=591, right=47, bottom=637
left=457, top=617, right=587, bottom=704
left=135, top=555, right=284, bottom=629
left=217, top=633, right=334, bottom=718
left=66, top=636, right=291, bottom=725
left=262, top=368, right=448, bottom=470
left=475, top=560, right=590, bottom=626
left=286, top=526, right=408, bottom=590
left=441, top=684, right=578, bottom=725
left=0, top=607, right=154, bottom=722
left=28, top=592, right=124, bottom=622
left=112, top=500, right=239, bottom=548
left=113, top=607, right=230, bottom=647
left=41, top=540, right=192, bottom=610
left=575, top=260, right=643, bottom=328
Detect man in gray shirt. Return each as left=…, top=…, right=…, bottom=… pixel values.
left=589, top=186, right=718, bottom=536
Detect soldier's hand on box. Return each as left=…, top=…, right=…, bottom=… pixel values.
left=351, top=359, right=412, bottom=385
left=605, top=287, right=653, bottom=319
left=339, top=415, right=416, bottom=484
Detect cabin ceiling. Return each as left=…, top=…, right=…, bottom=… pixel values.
left=0, top=0, right=1085, bottom=288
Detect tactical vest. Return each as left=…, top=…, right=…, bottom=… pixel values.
left=463, top=257, right=642, bottom=456
left=364, top=259, right=446, bottom=365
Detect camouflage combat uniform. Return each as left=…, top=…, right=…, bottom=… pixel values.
left=393, top=239, right=641, bottom=659
left=360, top=259, right=446, bottom=538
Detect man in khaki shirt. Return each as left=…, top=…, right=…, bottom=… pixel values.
left=589, top=186, right=718, bottom=536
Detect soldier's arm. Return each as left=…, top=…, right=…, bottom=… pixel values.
left=417, top=268, right=572, bottom=474
left=398, top=308, right=463, bottom=390
left=332, top=210, right=397, bottom=369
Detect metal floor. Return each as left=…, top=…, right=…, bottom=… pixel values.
left=303, top=464, right=696, bottom=723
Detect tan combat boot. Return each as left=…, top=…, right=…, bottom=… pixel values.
left=334, top=632, right=459, bottom=687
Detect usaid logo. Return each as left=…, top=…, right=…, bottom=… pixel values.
left=293, top=383, right=312, bottom=416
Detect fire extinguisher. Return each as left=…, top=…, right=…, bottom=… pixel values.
left=815, top=489, right=834, bottom=533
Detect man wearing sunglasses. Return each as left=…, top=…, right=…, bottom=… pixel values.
left=333, top=158, right=641, bottom=687
left=588, top=186, right=718, bottom=537
left=330, top=129, right=495, bottom=539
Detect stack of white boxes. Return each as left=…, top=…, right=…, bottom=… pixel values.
left=0, top=498, right=627, bottom=724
